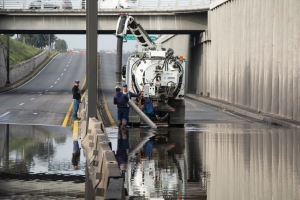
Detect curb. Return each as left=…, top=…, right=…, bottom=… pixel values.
left=186, top=94, right=300, bottom=129
left=0, top=52, right=58, bottom=94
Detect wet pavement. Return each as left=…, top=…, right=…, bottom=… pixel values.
left=0, top=124, right=85, bottom=199
left=107, top=123, right=300, bottom=200
left=1, top=122, right=299, bottom=200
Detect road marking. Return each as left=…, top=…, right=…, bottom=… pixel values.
left=19, top=103, right=24, bottom=106
left=58, top=78, right=60, bottom=81
left=0, top=112, right=10, bottom=118
left=55, top=82, right=57, bottom=84
left=61, top=73, right=63, bottom=76
left=99, top=76, right=116, bottom=128
left=64, top=69, right=66, bottom=71
left=39, top=94, right=42, bottom=96
left=6, top=54, right=60, bottom=92
left=62, top=100, right=73, bottom=127
left=50, top=86, right=53, bottom=88
left=73, top=120, right=79, bottom=140
left=33, top=113, right=37, bottom=115
left=30, top=98, right=35, bottom=100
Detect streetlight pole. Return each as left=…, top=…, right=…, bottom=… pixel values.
left=5, top=34, right=10, bottom=86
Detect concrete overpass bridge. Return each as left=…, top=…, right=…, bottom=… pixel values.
left=0, top=0, right=210, bottom=34
left=0, top=9, right=208, bottom=34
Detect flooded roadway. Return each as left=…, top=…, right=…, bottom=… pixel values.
left=0, top=121, right=299, bottom=199
left=107, top=122, right=300, bottom=200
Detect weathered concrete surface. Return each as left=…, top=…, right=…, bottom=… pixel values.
left=0, top=10, right=208, bottom=34
left=187, top=0, right=300, bottom=120
left=0, top=50, right=47, bottom=87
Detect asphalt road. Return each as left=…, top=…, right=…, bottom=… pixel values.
left=0, top=52, right=86, bottom=125
left=99, top=53, right=255, bottom=127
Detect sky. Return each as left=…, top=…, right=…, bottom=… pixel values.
left=56, top=34, right=142, bottom=52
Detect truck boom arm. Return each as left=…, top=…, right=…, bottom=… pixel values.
left=116, top=15, right=156, bottom=49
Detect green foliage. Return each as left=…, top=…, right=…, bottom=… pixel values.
left=0, top=35, right=42, bottom=66
left=17, top=34, right=57, bottom=49
left=55, top=39, right=68, bottom=52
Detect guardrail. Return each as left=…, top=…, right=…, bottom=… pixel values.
left=0, top=0, right=212, bottom=10
left=79, top=91, right=125, bottom=200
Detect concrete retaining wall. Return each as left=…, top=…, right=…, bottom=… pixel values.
left=201, top=0, right=300, bottom=119
left=0, top=49, right=47, bottom=87
left=162, top=0, right=299, bottom=120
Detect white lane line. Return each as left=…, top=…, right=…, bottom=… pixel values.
left=33, top=113, right=37, bottom=115
left=50, top=86, right=53, bottom=88
left=66, top=65, right=68, bottom=67
left=55, top=82, right=57, bottom=84
left=0, top=112, right=10, bottom=118
left=19, top=103, right=24, bottom=106
left=30, top=98, right=35, bottom=100
left=39, top=94, right=42, bottom=96
left=68, top=62, right=70, bottom=64
left=64, top=69, right=66, bottom=71
left=57, top=78, right=60, bottom=81
left=4, top=54, right=60, bottom=93
left=61, top=73, right=63, bottom=76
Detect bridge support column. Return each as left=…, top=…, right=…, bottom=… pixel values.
left=86, top=0, right=98, bottom=120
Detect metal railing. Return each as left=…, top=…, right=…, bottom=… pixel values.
left=0, top=0, right=212, bottom=10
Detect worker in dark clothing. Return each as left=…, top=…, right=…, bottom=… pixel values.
left=72, top=140, right=80, bottom=170
left=114, top=87, right=129, bottom=129
left=122, top=83, right=141, bottom=126
left=72, top=80, right=81, bottom=120
left=115, top=128, right=129, bottom=175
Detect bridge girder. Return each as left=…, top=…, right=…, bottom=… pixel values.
left=0, top=9, right=208, bottom=34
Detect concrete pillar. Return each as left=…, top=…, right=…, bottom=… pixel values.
left=86, top=0, right=98, bottom=119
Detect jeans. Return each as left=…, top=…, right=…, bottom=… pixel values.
left=73, top=141, right=80, bottom=153
left=124, top=107, right=130, bottom=123
left=73, top=99, right=80, bottom=118
left=118, top=107, right=127, bottom=122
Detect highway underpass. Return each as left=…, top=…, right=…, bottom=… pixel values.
left=0, top=53, right=300, bottom=199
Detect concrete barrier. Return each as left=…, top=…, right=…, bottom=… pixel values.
left=0, top=49, right=47, bottom=87
left=79, top=90, right=125, bottom=200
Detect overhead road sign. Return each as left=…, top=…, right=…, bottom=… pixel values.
left=124, top=35, right=156, bottom=41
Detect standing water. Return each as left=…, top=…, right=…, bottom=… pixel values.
left=0, top=124, right=85, bottom=199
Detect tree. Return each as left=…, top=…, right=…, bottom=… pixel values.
left=54, top=39, right=68, bottom=52
left=17, top=34, right=57, bottom=48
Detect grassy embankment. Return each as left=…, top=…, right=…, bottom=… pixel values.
left=0, top=35, right=42, bottom=67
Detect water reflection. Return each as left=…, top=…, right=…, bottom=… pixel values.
left=197, top=123, right=300, bottom=200
left=72, top=140, right=81, bottom=170
left=115, top=128, right=129, bottom=174
left=124, top=128, right=189, bottom=199
left=0, top=124, right=85, bottom=198
left=118, top=123, right=300, bottom=200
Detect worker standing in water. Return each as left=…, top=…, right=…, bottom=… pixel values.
left=122, top=83, right=141, bottom=126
